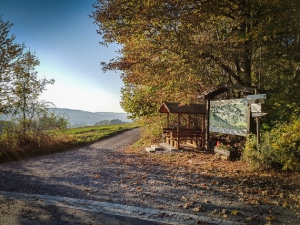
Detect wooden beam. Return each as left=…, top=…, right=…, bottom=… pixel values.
left=177, top=114, right=180, bottom=149
left=202, top=114, right=205, bottom=149
left=167, top=113, right=169, bottom=128
left=205, top=99, right=210, bottom=150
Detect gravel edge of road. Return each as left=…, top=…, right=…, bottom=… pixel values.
left=0, top=191, right=245, bottom=225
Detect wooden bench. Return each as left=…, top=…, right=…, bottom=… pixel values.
left=162, top=129, right=203, bottom=149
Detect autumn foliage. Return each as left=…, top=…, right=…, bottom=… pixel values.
left=243, top=117, right=300, bottom=171
left=92, top=0, right=300, bottom=171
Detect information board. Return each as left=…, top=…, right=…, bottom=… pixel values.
left=209, top=98, right=248, bottom=136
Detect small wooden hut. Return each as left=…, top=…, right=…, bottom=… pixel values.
left=159, top=102, right=206, bottom=149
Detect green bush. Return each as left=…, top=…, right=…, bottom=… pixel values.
left=243, top=117, right=300, bottom=171
left=138, top=115, right=163, bottom=144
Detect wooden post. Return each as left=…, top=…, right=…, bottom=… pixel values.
left=256, top=117, right=261, bottom=145
left=205, top=99, right=210, bottom=150
left=202, top=114, right=205, bottom=149
left=254, top=89, right=261, bottom=147
left=177, top=114, right=180, bottom=149
left=166, top=113, right=169, bottom=128
left=247, top=104, right=251, bottom=135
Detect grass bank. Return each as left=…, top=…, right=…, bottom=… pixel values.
left=0, top=123, right=137, bottom=163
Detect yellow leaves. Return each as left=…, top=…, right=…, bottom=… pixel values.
left=183, top=203, right=192, bottom=209
left=180, top=196, right=196, bottom=210
left=193, top=205, right=203, bottom=212
left=231, top=209, right=239, bottom=216
left=279, top=192, right=284, bottom=198
left=181, top=196, right=189, bottom=202
left=221, top=209, right=228, bottom=217
left=265, top=215, right=277, bottom=222
left=282, top=201, right=289, bottom=208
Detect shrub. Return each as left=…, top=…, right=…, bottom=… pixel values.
left=138, top=115, right=164, bottom=144
left=243, top=117, right=300, bottom=171
left=0, top=112, right=69, bottom=155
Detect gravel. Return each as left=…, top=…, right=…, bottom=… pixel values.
left=0, top=128, right=299, bottom=225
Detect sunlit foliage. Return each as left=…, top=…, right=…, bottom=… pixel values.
left=92, top=0, right=300, bottom=120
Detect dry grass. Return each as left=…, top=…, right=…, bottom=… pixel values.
left=0, top=123, right=137, bottom=162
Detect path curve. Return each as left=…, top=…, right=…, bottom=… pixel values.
left=0, top=128, right=266, bottom=225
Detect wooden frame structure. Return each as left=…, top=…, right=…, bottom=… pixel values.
left=159, top=85, right=263, bottom=151
left=159, top=102, right=206, bottom=149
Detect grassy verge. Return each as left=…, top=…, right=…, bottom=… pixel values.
left=63, top=123, right=137, bottom=146
left=0, top=123, right=138, bottom=163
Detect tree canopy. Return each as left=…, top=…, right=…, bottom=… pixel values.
left=0, top=17, right=25, bottom=114
left=0, top=16, right=69, bottom=153
left=92, top=0, right=300, bottom=120
left=0, top=17, right=55, bottom=120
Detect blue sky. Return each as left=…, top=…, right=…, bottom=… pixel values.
left=0, top=0, right=124, bottom=112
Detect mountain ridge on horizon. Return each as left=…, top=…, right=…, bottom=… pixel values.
left=50, top=108, right=131, bottom=127
left=0, top=108, right=131, bottom=128
left=49, top=107, right=127, bottom=114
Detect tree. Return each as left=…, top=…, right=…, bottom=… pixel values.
left=10, top=51, right=55, bottom=134
left=1, top=17, right=57, bottom=133
left=0, top=17, right=69, bottom=150
left=92, top=0, right=300, bottom=121
left=0, top=16, right=25, bottom=114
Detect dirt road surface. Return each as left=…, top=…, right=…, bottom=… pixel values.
left=0, top=128, right=298, bottom=224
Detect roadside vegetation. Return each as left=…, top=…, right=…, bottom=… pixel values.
left=0, top=16, right=137, bottom=163
left=1, top=2, right=300, bottom=173
left=0, top=122, right=137, bottom=163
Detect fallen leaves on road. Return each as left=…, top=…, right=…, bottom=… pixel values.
left=124, top=146, right=300, bottom=224
left=231, top=209, right=239, bottom=216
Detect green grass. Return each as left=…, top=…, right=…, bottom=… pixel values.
left=63, top=123, right=138, bottom=146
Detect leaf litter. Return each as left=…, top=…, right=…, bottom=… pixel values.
left=125, top=146, right=300, bottom=224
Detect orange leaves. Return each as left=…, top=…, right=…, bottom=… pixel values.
left=136, top=186, right=143, bottom=192
left=127, top=141, right=300, bottom=223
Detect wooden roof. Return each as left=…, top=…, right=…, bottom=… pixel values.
left=202, top=84, right=260, bottom=99
left=159, top=102, right=206, bottom=114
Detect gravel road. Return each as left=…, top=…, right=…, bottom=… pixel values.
left=0, top=128, right=298, bottom=224
left=0, top=129, right=163, bottom=225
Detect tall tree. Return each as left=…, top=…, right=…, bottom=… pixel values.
left=10, top=51, right=54, bottom=133
left=93, top=0, right=300, bottom=119
left=0, top=17, right=25, bottom=114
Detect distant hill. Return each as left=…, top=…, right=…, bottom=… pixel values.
left=0, top=108, right=132, bottom=128
left=49, top=108, right=131, bottom=127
